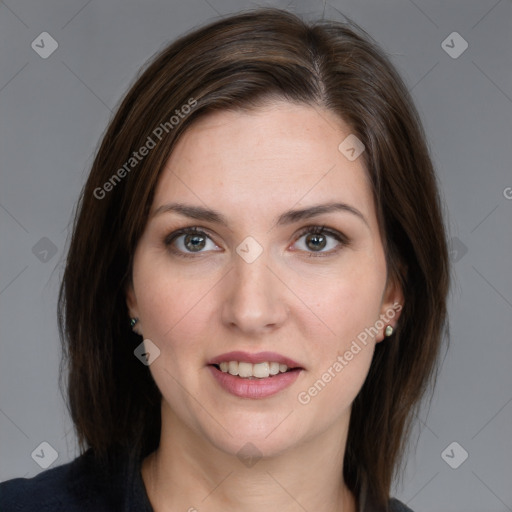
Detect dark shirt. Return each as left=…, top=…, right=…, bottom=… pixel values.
left=0, top=449, right=413, bottom=511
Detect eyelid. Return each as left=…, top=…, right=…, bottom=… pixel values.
left=291, top=225, right=350, bottom=255
left=164, top=226, right=216, bottom=246
left=294, top=225, right=349, bottom=243
left=164, top=227, right=221, bottom=258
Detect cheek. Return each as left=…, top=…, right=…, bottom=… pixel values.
left=293, top=254, right=385, bottom=407
left=133, top=254, right=218, bottom=364
left=301, top=254, right=386, bottom=343
left=297, top=345, right=374, bottom=420
left=296, top=280, right=380, bottom=413
left=131, top=256, right=228, bottom=434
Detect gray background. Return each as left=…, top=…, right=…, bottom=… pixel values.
left=1, top=1, right=511, bottom=510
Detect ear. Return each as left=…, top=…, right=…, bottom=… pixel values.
left=125, top=280, right=138, bottom=317
left=375, top=275, right=404, bottom=343
left=125, top=280, right=142, bottom=335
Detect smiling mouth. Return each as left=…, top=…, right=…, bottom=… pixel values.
left=210, top=361, right=301, bottom=379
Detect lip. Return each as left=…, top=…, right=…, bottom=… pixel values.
left=207, top=365, right=302, bottom=399
left=207, top=351, right=302, bottom=369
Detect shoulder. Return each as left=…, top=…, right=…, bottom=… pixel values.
left=0, top=449, right=127, bottom=512
left=388, top=497, right=415, bottom=512
left=359, top=476, right=414, bottom=512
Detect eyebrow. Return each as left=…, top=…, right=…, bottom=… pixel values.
left=151, top=201, right=369, bottom=228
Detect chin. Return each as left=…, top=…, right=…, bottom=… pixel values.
left=207, top=430, right=299, bottom=461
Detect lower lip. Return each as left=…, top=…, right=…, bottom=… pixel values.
left=207, top=365, right=302, bottom=399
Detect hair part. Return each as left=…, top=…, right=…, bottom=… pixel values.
left=58, top=7, right=450, bottom=507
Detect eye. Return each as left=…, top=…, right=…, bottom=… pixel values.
left=164, top=225, right=349, bottom=258
left=292, top=226, right=348, bottom=255
left=164, top=227, right=220, bottom=257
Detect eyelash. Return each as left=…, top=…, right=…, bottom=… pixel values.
left=164, top=225, right=349, bottom=259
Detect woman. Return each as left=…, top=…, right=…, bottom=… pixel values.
left=0, top=7, right=449, bottom=512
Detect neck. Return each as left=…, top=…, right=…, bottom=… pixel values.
left=141, top=403, right=357, bottom=512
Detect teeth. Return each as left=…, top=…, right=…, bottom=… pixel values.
left=217, top=361, right=291, bottom=379
left=238, top=362, right=253, bottom=378
left=253, top=362, right=270, bottom=378
left=269, top=362, right=280, bottom=375
left=228, top=361, right=239, bottom=376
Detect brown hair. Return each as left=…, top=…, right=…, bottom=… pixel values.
left=58, top=7, right=450, bottom=508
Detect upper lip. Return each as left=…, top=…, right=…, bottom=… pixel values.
left=207, top=351, right=303, bottom=369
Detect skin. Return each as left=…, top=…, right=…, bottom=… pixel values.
left=126, top=100, right=403, bottom=512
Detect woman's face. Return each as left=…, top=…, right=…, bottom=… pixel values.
left=127, top=100, right=402, bottom=457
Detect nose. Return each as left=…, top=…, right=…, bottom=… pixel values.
left=221, top=248, right=288, bottom=335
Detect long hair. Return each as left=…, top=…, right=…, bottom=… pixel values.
left=58, top=7, right=450, bottom=507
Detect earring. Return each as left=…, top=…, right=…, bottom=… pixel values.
left=384, top=325, right=394, bottom=337
left=130, top=317, right=139, bottom=329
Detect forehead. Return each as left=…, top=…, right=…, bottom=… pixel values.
left=152, top=101, right=375, bottom=226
